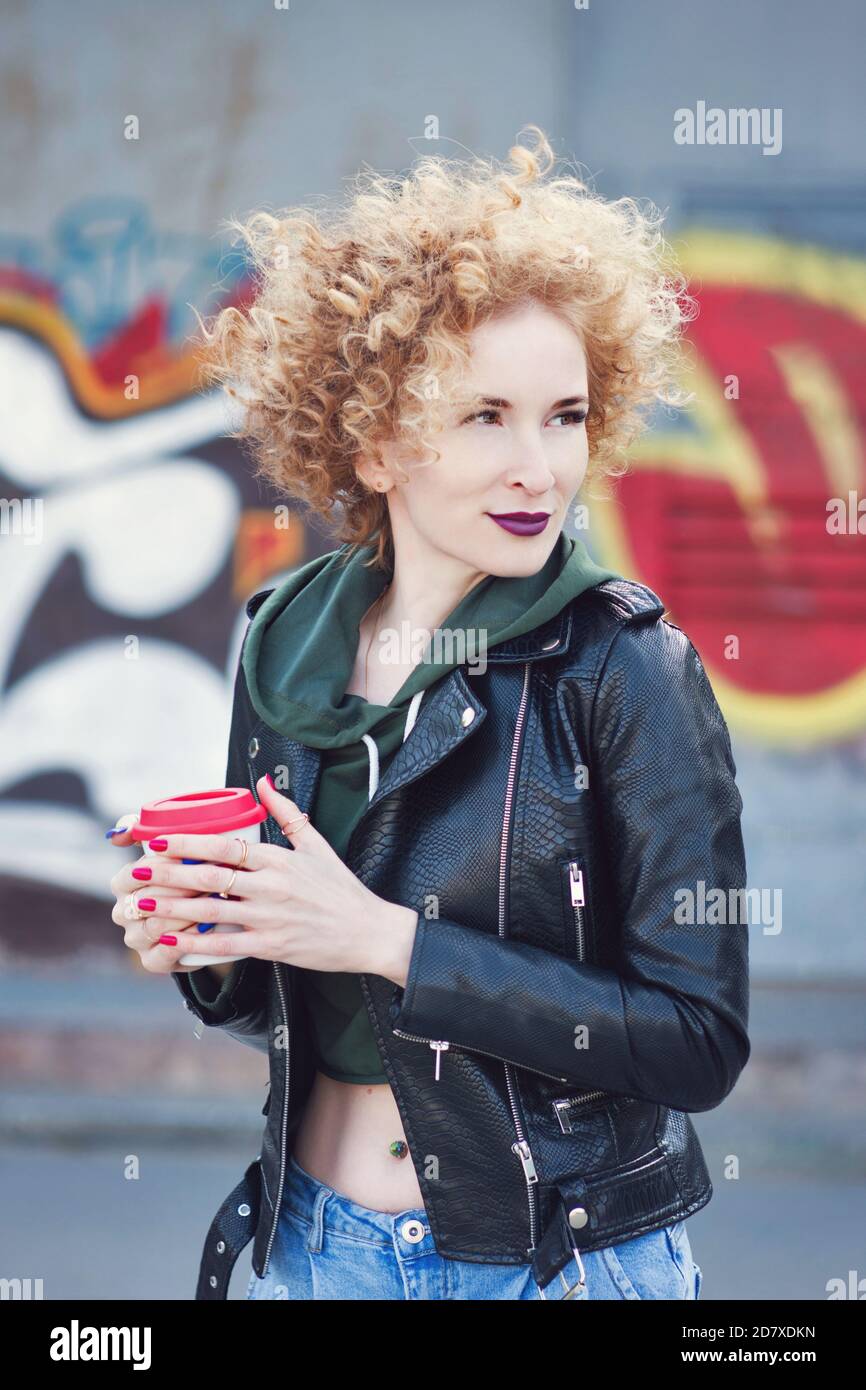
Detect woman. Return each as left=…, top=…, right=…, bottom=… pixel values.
left=108, top=127, right=748, bottom=1300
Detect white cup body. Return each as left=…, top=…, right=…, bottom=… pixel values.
left=135, top=819, right=262, bottom=967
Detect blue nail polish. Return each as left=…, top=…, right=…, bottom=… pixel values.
left=197, top=923, right=215, bottom=932
left=105, top=827, right=125, bottom=838
left=182, top=858, right=202, bottom=864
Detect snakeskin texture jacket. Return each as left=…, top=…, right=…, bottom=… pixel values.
left=171, top=575, right=750, bottom=1299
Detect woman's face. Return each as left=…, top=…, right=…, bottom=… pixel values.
left=377, top=300, right=590, bottom=579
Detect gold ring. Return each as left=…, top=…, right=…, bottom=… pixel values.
left=217, top=838, right=249, bottom=897
left=280, top=812, right=309, bottom=837
left=127, top=890, right=148, bottom=921
left=219, top=866, right=239, bottom=899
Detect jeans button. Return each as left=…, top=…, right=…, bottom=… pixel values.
left=401, top=1219, right=425, bottom=1243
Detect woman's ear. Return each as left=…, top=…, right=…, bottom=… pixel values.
left=354, top=452, right=391, bottom=494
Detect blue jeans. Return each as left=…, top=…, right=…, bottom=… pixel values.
left=246, top=1154, right=703, bottom=1301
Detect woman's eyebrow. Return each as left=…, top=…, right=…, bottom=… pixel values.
left=476, top=394, right=589, bottom=409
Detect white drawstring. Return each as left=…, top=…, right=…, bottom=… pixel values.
left=402, top=689, right=425, bottom=741
left=361, top=689, right=425, bottom=802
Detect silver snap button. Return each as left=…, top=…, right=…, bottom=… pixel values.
left=542, top=638, right=559, bottom=651
left=238, top=1203, right=251, bottom=1218
left=460, top=707, right=475, bottom=727
left=248, top=736, right=259, bottom=758
left=209, top=1274, right=217, bottom=1288
left=568, top=1206, right=588, bottom=1229
left=400, top=1219, right=425, bottom=1243
left=216, top=1240, right=225, bottom=1254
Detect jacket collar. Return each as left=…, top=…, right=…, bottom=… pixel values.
left=242, top=577, right=662, bottom=854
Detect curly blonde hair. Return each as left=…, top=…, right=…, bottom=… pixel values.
left=193, top=125, right=696, bottom=570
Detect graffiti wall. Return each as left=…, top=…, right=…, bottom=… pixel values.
left=1, top=180, right=864, bottom=978
left=0, top=199, right=315, bottom=956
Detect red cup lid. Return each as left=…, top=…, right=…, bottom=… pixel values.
left=130, top=788, right=268, bottom=840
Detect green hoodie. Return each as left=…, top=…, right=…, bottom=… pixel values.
left=232, top=530, right=621, bottom=1084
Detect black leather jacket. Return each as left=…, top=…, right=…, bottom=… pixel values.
left=172, top=575, right=750, bottom=1299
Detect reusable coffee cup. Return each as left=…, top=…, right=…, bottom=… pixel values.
left=130, top=788, right=267, bottom=966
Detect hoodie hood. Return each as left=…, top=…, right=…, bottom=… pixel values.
left=242, top=531, right=621, bottom=753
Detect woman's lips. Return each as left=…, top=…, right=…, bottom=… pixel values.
left=486, top=511, right=551, bottom=536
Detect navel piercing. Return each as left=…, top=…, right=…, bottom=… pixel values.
left=389, top=1140, right=408, bottom=1159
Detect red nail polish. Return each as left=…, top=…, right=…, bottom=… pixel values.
left=159, top=934, right=177, bottom=945
left=148, top=838, right=168, bottom=851
left=137, top=898, right=156, bottom=911
left=131, top=867, right=152, bottom=881
left=265, top=774, right=275, bottom=789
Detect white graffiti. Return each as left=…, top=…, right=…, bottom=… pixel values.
left=0, top=326, right=249, bottom=898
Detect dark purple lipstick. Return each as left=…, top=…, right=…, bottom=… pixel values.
left=486, top=511, right=550, bottom=536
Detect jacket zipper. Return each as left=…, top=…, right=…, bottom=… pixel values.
left=386, top=1035, right=452, bottom=1079
left=262, top=959, right=290, bottom=1276
left=553, top=1089, right=607, bottom=1132
left=561, top=856, right=603, bottom=1106
left=498, top=663, right=540, bottom=1252
left=392, top=662, right=542, bottom=1252
left=559, top=861, right=608, bottom=1118
left=390, top=1027, right=570, bottom=1084
left=568, top=861, right=586, bottom=960
left=251, top=774, right=291, bottom=1279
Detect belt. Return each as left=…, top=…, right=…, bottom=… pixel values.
left=194, top=1156, right=262, bottom=1300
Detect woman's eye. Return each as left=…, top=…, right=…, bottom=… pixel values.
left=551, top=409, right=588, bottom=426
left=464, top=408, right=588, bottom=426
left=464, top=409, right=501, bottom=425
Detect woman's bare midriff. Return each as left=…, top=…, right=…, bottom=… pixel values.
left=292, top=1071, right=425, bottom=1213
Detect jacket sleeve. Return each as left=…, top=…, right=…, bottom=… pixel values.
left=387, top=616, right=750, bottom=1113
left=170, top=615, right=271, bottom=1056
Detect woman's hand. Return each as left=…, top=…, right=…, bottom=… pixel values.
left=108, top=780, right=420, bottom=987
left=107, top=811, right=213, bottom=976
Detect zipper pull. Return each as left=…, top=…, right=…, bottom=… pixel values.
left=430, top=1040, right=450, bottom=1080
left=512, top=1139, right=539, bottom=1184
left=569, top=862, right=585, bottom=907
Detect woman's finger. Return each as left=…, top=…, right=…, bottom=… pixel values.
left=110, top=886, right=201, bottom=931
left=159, top=926, right=275, bottom=962
left=127, top=891, right=261, bottom=928
left=137, top=935, right=221, bottom=975
left=256, top=776, right=323, bottom=852
left=112, top=855, right=278, bottom=902
left=144, top=829, right=270, bottom=870
left=104, top=811, right=141, bottom=847
left=123, top=916, right=193, bottom=951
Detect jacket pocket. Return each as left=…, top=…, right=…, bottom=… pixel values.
left=554, top=857, right=604, bottom=1111
left=550, top=1088, right=610, bottom=1132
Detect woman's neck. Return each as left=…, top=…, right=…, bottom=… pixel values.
left=378, top=542, right=488, bottom=638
